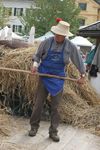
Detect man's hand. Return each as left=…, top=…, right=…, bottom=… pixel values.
left=77, top=74, right=86, bottom=84
left=31, top=61, right=39, bottom=74
left=31, top=66, right=38, bottom=74
left=77, top=77, right=85, bottom=84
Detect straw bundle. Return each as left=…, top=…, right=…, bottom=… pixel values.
left=0, top=46, right=100, bottom=135
left=0, top=112, right=11, bottom=137
left=0, top=47, right=38, bottom=116
left=66, top=64, right=100, bottom=105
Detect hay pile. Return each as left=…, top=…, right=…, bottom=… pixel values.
left=0, top=46, right=100, bottom=135
left=0, top=46, right=38, bottom=116
left=0, top=110, right=11, bottom=137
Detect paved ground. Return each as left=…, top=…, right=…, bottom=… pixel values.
left=0, top=116, right=100, bottom=150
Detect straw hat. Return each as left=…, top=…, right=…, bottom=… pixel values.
left=51, top=21, right=73, bottom=37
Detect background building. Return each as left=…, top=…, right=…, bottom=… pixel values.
left=76, top=0, right=100, bottom=26
left=1, top=0, right=100, bottom=33
left=2, top=0, right=34, bottom=33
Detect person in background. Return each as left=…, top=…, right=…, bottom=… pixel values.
left=92, top=38, right=100, bottom=72
left=29, top=20, right=86, bottom=142
left=89, top=38, right=100, bottom=95
left=85, top=38, right=100, bottom=74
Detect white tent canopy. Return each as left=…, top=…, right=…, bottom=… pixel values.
left=71, top=36, right=93, bottom=47
left=35, top=31, right=54, bottom=41
left=0, top=26, right=23, bottom=40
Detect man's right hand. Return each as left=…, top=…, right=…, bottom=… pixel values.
left=31, top=66, right=38, bottom=74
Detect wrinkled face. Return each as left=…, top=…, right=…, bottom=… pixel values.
left=55, top=34, right=66, bottom=43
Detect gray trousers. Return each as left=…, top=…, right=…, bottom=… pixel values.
left=30, top=77, right=63, bottom=134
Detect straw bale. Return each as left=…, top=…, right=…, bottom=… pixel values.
left=0, top=113, right=11, bottom=137
left=0, top=46, right=39, bottom=116
left=0, top=46, right=100, bottom=135
left=66, top=64, right=100, bottom=105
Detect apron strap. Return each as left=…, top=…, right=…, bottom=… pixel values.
left=62, top=39, right=66, bottom=51
left=48, top=38, right=54, bottom=52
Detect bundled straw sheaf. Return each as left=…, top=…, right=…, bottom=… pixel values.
left=0, top=46, right=100, bottom=135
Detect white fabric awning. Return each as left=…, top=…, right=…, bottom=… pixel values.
left=0, top=26, right=23, bottom=40
left=71, top=36, right=93, bottom=47
left=35, top=31, right=54, bottom=41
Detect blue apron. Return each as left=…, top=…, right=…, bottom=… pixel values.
left=38, top=38, right=66, bottom=96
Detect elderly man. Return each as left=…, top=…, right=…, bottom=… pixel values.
left=29, top=21, right=85, bottom=142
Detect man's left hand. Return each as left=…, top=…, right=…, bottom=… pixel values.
left=77, top=76, right=86, bottom=84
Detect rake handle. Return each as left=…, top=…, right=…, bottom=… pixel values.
left=0, top=67, right=77, bottom=82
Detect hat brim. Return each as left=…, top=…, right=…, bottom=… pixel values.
left=51, top=26, right=73, bottom=37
